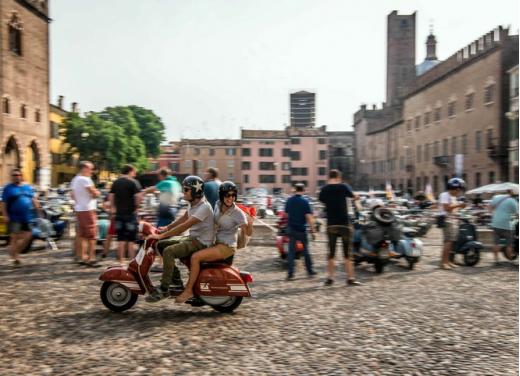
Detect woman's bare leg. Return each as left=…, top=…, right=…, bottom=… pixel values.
left=176, top=246, right=223, bottom=303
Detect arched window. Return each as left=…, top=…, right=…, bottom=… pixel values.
left=8, top=13, right=23, bottom=56
left=20, top=104, right=26, bottom=119
left=2, top=97, right=9, bottom=114
left=35, top=109, right=41, bottom=122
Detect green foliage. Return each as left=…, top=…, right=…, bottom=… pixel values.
left=60, top=105, right=165, bottom=173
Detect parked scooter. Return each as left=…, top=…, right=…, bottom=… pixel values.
left=99, top=223, right=254, bottom=313
left=275, top=212, right=304, bottom=259
left=20, top=207, right=67, bottom=253
left=448, top=213, right=484, bottom=266
left=501, top=215, right=518, bottom=261
left=394, top=227, right=423, bottom=269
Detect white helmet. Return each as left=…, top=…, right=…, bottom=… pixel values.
left=367, top=198, right=385, bottom=211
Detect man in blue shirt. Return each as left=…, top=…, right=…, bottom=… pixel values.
left=2, top=168, right=40, bottom=267
left=203, top=168, right=221, bottom=209
left=284, top=183, right=316, bottom=280
left=490, top=188, right=519, bottom=264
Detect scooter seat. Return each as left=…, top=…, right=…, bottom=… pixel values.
left=200, top=255, right=234, bottom=267
left=402, top=227, right=417, bottom=237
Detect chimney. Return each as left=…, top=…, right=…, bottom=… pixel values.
left=58, top=95, right=64, bottom=108
left=71, top=102, right=78, bottom=113
left=372, top=104, right=377, bottom=110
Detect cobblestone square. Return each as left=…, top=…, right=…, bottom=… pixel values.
left=0, top=228, right=518, bottom=375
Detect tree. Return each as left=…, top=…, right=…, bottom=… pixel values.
left=127, top=105, right=165, bottom=158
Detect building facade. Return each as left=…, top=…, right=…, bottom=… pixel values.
left=290, top=91, right=315, bottom=128
left=49, top=97, right=77, bottom=186
left=327, top=131, right=355, bottom=184
left=1, top=0, right=50, bottom=186
left=354, top=11, right=518, bottom=195
left=507, top=65, right=519, bottom=183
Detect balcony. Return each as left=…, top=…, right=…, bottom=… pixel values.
left=433, top=155, right=450, bottom=167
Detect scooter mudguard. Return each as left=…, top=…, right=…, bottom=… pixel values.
left=99, top=267, right=144, bottom=294
left=195, top=265, right=251, bottom=297
left=459, top=241, right=484, bottom=253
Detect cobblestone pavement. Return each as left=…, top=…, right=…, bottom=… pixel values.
left=0, top=228, right=517, bottom=376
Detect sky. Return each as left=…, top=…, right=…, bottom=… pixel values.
left=50, top=0, right=519, bottom=141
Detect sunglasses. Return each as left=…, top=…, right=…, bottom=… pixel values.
left=224, top=193, right=237, bottom=198
left=183, top=187, right=191, bottom=193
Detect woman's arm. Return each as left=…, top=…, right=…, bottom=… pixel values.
left=240, top=214, right=254, bottom=237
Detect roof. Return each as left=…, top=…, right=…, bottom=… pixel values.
left=416, top=59, right=441, bottom=76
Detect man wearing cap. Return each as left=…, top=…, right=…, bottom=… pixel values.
left=490, top=188, right=519, bottom=264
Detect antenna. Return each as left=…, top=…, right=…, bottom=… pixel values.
left=429, top=19, right=434, bottom=35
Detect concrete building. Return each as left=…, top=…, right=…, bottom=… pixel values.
left=1, top=0, right=50, bottom=186
left=327, top=131, right=355, bottom=184
left=507, top=65, right=519, bottom=182
left=49, top=97, right=77, bottom=186
left=151, top=141, right=181, bottom=173
left=290, top=91, right=315, bottom=128
left=354, top=10, right=518, bottom=195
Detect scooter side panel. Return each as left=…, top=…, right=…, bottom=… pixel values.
left=458, top=240, right=484, bottom=252
left=196, top=265, right=251, bottom=297
left=99, top=267, right=144, bottom=294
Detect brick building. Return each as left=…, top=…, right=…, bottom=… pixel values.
left=1, top=0, right=50, bottom=186
left=327, top=131, right=355, bottom=184
left=506, top=65, right=519, bottom=183
left=354, top=11, right=518, bottom=194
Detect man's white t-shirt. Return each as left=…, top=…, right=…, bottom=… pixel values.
left=438, top=191, right=458, bottom=217
left=188, top=198, right=215, bottom=247
left=71, top=175, right=97, bottom=211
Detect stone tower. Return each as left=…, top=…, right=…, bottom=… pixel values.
left=386, top=11, right=416, bottom=106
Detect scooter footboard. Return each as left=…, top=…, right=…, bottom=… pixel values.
left=195, top=266, right=252, bottom=297
left=99, top=267, right=144, bottom=294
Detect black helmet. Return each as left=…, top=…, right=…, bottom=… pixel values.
left=182, top=175, right=205, bottom=200
left=447, top=177, right=466, bottom=190
left=219, top=181, right=238, bottom=203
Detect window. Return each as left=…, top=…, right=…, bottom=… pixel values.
left=259, top=162, right=275, bottom=170
left=451, top=137, right=457, bottom=155
left=2, top=97, right=9, bottom=114
left=425, top=144, right=430, bottom=162
left=184, top=160, right=192, bottom=171
left=227, top=160, right=234, bottom=168
left=400, top=156, right=404, bottom=170
left=475, top=131, right=482, bottom=152
left=226, top=148, right=236, bottom=156
left=407, top=119, right=412, bottom=131
left=196, top=160, right=204, bottom=171
left=434, top=107, right=441, bottom=122
left=207, top=160, right=216, bottom=168
left=475, top=172, right=481, bottom=187
left=194, top=148, right=200, bottom=156
left=282, top=162, right=291, bottom=170
left=433, top=141, right=440, bottom=157
left=318, top=138, right=326, bottom=144
left=34, top=109, right=40, bottom=122
left=319, top=150, right=327, bottom=160
left=317, top=180, right=326, bottom=187
left=318, top=167, right=326, bottom=175
left=50, top=122, right=60, bottom=139
left=415, top=115, right=421, bottom=130
left=443, top=139, right=449, bottom=156
left=290, top=138, right=300, bottom=145
left=424, top=112, right=431, bottom=126
left=484, top=85, right=495, bottom=104
left=488, top=171, right=495, bottom=184
left=291, top=151, right=301, bottom=161
left=291, top=167, right=308, bottom=176
left=282, top=175, right=291, bottom=183
left=448, top=101, right=456, bottom=118
left=260, top=141, right=275, bottom=145
left=209, top=149, right=215, bottom=156
left=241, top=162, right=251, bottom=170
left=433, top=176, right=439, bottom=193
left=417, top=145, right=422, bottom=163
left=8, top=14, right=23, bottom=56
left=170, top=162, right=179, bottom=172
left=462, top=134, right=467, bottom=154
left=243, top=174, right=249, bottom=184
left=465, top=93, right=474, bottom=110
left=259, top=148, right=273, bottom=157
left=241, top=148, right=251, bottom=157
left=282, top=148, right=291, bottom=157
left=259, top=175, right=276, bottom=183
left=20, top=104, right=26, bottom=119
left=487, top=129, right=493, bottom=147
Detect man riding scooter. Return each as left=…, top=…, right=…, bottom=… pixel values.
left=145, top=175, right=214, bottom=302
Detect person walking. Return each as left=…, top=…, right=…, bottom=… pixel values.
left=2, top=169, right=41, bottom=267
left=144, top=168, right=181, bottom=227
left=438, top=178, right=466, bottom=270
left=70, top=161, right=100, bottom=266
left=490, top=188, right=519, bottom=264
left=109, top=164, right=143, bottom=264
left=203, top=167, right=221, bottom=209
left=284, top=183, right=317, bottom=281
left=319, top=169, right=361, bottom=286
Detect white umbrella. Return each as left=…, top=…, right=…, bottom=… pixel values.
left=466, top=182, right=519, bottom=195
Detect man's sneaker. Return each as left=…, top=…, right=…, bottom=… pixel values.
left=169, top=279, right=184, bottom=293
left=308, top=271, right=318, bottom=278
left=286, top=275, right=294, bottom=281
left=13, top=259, right=21, bottom=268
left=347, top=279, right=362, bottom=286
left=145, top=286, right=170, bottom=303
left=324, top=278, right=334, bottom=286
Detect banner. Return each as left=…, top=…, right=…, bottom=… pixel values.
left=454, top=154, right=464, bottom=177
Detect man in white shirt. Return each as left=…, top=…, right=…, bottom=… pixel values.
left=70, top=161, right=100, bottom=266
left=438, top=178, right=466, bottom=270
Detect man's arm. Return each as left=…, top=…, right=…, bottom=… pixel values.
left=87, top=185, right=100, bottom=198
left=108, top=193, right=115, bottom=214
left=156, top=215, right=201, bottom=239
left=164, top=210, right=189, bottom=230
left=143, top=185, right=158, bottom=194
left=134, top=191, right=144, bottom=212
left=305, top=213, right=315, bottom=234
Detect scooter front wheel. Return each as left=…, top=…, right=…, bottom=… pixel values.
left=211, top=296, right=243, bottom=313
left=100, top=282, right=138, bottom=312
left=406, top=256, right=419, bottom=270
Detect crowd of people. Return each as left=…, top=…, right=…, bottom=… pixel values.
left=2, top=162, right=518, bottom=295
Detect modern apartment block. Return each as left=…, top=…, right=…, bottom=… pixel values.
left=290, top=91, right=315, bottom=128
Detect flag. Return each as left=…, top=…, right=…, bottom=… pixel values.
left=425, top=183, right=435, bottom=202
left=385, top=181, right=394, bottom=200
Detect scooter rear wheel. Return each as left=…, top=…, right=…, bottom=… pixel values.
left=211, top=296, right=243, bottom=313
left=463, top=248, right=481, bottom=267
left=100, top=282, right=138, bottom=312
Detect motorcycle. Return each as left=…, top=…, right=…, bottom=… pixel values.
left=353, top=207, right=402, bottom=273
left=99, top=223, right=254, bottom=313
left=448, top=213, right=484, bottom=266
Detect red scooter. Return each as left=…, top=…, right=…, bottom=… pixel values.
left=99, top=222, right=254, bottom=313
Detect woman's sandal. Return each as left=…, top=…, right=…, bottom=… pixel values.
left=175, top=292, right=193, bottom=304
